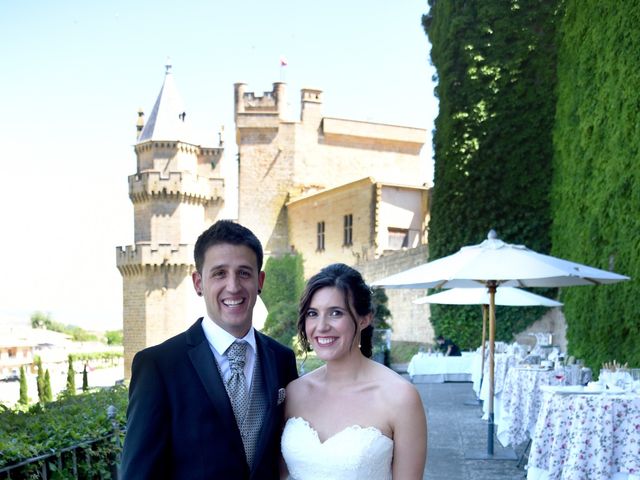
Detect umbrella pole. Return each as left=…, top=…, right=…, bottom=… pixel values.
left=487, top=282, right=496, bottom=456
left=480, top=304, right=487, bottom=396
left=466, top=281, right=516, bottom=460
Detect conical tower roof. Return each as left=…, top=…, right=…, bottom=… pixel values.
left=138, top=62, right=196, bottom=144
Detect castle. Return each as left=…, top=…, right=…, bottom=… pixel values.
left=117, top=65, right=432, bottom=378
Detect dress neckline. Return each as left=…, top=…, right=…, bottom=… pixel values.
left=287, top=416, right=393, bottom=445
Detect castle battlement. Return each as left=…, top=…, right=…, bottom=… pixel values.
left=128, top=171, right=224, bottom=203
left=135, top=141, right=223, bottom=158
left=116, top=243, right=193, bottom=272
left=234, top=82, right=286, bottom=119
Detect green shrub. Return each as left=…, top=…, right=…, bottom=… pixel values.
left=261, top=253, right=305, bottom=348
left=0, top=385, right=128, bottom=470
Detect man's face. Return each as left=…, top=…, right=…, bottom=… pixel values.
left=192, top=243, right=265, bottom=338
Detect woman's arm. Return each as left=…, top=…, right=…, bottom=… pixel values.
left=391, top=382, right=428, bottom=479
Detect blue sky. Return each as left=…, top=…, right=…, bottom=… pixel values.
left=0, top=0, right=437, bottom=331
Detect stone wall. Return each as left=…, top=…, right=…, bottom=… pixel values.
left=120, top=264, right=193, bottom=379
left=356, top=244, right=433, bottom=343
left=288, top=178, right=376, bottom=277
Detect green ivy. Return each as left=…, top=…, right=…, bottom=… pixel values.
left=423, top=0, right=560, bottom=349
left=550, top=0, right=640, bottom=372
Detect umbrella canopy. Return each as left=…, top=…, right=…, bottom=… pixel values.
left=372, top=229, right=629, bottom=459
left=413, top=287, right=563, bottom=307
left=372, top=230, right=629, bottom=290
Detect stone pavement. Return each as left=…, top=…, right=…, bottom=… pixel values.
left=414, top=380, right=528, bottom=480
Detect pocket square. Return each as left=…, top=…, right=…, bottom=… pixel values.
left=277, top=388, right=286, bottom=406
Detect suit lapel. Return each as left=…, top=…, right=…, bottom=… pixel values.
left=251, top=332, right=280, bottom=471
left=186, top=319, right=245, bottom=455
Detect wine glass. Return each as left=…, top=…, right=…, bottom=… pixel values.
left=553, top=366, right=565, bottom=386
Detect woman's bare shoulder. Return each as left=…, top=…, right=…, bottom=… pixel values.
left=285, top=367, right=324, bottom=417
left=286, top=367, right=324, bottom=397
left=369, top=362, right=420, bottom=406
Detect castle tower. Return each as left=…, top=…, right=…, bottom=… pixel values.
left=234, top=82, right=294, bottom=255
left=117, top=64, right=225, bottom=379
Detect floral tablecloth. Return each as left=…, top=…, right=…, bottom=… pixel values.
left=527, top=390, right=640, bottom=480
left=480, top=353, right=517, bottom=422
left=497, top=367, right=561, bottom=447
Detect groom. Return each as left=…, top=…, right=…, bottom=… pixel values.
left=120, top=220, right=299, bottom=479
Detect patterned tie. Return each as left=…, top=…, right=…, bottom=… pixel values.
left=226, top=341, right=250, bottom=427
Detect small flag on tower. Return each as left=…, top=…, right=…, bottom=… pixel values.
left=280, top=56, right=288, bottom=67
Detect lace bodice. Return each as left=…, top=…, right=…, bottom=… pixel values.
left=281, top=416, right=393, bottom=480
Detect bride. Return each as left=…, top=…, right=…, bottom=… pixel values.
left=281, top=263, right=427, bottom=479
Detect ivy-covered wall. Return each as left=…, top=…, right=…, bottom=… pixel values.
left=423, top=0, right=560, bottom=349
left=551, top=1, right=640, bottom=370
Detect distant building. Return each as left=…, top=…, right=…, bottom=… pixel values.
left=0, top=327, right=71, bottom=379
left=118, top=68, right=431, bottom=378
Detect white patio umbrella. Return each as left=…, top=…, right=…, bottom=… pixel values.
left=373, top=230, right=630, bottom=459
left=414, top=287, right=562, bottom=408
left=413, top=287, right=563, bottom=307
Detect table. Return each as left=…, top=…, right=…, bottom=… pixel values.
left=527, top=388, right=640, bottom=480
left=479, top=353, right=517, bottom=423
left=407, top=352, right=474, bottom=383
left=496, top=367, right=560, bottom=447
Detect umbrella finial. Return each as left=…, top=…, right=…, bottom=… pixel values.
left=488, top=229, right=498, bottom=240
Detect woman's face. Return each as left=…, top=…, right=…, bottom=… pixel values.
left=304, top=286, right=362, bottom=361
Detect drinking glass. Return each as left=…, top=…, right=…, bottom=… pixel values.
left=553, top=366, right=566, bottom=385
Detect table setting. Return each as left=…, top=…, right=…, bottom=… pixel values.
left=526, top=362, right=640, bottom=480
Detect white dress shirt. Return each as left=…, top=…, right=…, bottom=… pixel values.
left=201, top=316, right=257, bottom=390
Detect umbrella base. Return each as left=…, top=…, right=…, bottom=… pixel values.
left=464, top=449, right=518, bottom=460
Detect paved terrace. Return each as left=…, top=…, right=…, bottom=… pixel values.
left=412, top=378, right=528, bottom=480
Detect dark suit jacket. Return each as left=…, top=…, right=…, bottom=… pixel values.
left=120, top=319, right=298, bottom=480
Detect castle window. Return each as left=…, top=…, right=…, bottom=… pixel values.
left=317, top=221, right=325, bottom=251
left=388, top=228, right=409, bottom=249
left=343, top=214, right=353, bottom=246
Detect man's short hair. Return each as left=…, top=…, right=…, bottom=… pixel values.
left=194, top=220, right=264, bottom=273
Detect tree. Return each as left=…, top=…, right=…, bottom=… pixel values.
left=261, top=253, right=305, bottom=348
left=30, top=311, right=98, bottom=342
left=82, top=364, right=89, bottom=392
left=371, top=287, right=392, bottom=329
left=43, top=369, right=53, bottom=403
left=31, top=311, right=52, bottom=329
left=35, top=356, right=45, bottom=403
left=105, top=330, right=123, bottom=346
left=18, top=366, right=28, bottom=406
left=66, top=355, right=76, bottom=395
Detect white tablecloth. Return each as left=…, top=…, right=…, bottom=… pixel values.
left=407, top=352, right=474, bottom=383
left=497, top=367, right=560, bottom=447
left=527, top=389, right=640, bottom=480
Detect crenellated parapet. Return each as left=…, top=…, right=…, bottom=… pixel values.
left=128, top=171, right=224, bottom=204
left=234, top=82, right=286, bottom=119
left=116, top=243, right=194, bottom=276
left=135, top=141, right=223, bottom=158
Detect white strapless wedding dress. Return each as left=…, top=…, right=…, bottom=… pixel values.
left=281, top=416, right=393, bottom=480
